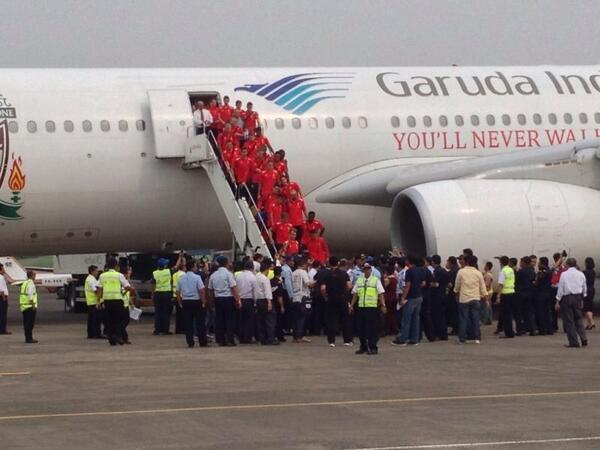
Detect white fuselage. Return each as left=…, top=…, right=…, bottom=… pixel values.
left=1, top=66, right=599, bottom=256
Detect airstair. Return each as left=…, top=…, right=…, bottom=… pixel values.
left=182, top=131, right=273, bottom=259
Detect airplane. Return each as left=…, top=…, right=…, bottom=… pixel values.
left=1, top=66, right=600, bottom=265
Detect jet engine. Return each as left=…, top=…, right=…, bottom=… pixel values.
left=390, top=179, right=600, bottom=262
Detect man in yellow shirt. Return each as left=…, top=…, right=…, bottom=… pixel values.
left=454, top=254, right=487, bottom=344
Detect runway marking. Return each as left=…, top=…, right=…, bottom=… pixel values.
left=343, top=436, right=600, bottom=449
left=0, top=389, right=599, bottom=421
left=0, top=371, right=30, bottom=377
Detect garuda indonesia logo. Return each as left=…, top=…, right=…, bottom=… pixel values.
left=0, top=120, right=25, bottom=220
left=234, top=72, right=355, bottom=115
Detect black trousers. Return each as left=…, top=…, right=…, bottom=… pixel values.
left=153, top=292, right=172, bottom=334
left=500, top=293, right=519, bottom=337
left=357, top=308, right=380, bottom=351
left=445, top=292, right=458, bottom=332
left=520, top=293, right=536, bottom=334
left=120, top=306, right=130, bottom=342
left=215, top=297, right=236, bottom=345
left=420, top=290, right=435, bottom=342
left=0, top=298, right=8, bottom=333
left=325, top=300, right=352, bottom=344
left=560, top=294, right=587, bottom=347
left=256, top=299, right=276, bottom=344
left=87, top=304, right=102, bottom=338
left=22, top=308, right=36, bottom=342
left=182, top=301, right=207, bottom=346
left=104, top=300, right=123, bottom=345
left=535, top=292, right=554, bottom=334
left=308, top=297, right=325, bottom=336
left=174, top=299, right=185, bottom=334
left=292, top=302, right=307, bottom=339
left=239, top=298, right=256, bottom=343
left=431, top=291, right=448, bottom=340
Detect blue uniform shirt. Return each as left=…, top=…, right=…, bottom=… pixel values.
left=208, top=267, right=237, bottom=297
left=177, top=272, right=204, bottom=300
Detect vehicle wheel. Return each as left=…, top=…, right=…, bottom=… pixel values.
left=64, top=283, right=76, bottom=313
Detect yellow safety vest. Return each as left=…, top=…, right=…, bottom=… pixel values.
left=19, top=279, right=38, bottom=312
left=500, top=266, right=515, bottom=294
left=356, top=275, right=379, bottom=308
left=123, top=290, right=131, bottom=308
left=84, top=274, right=99, bottom=306
left=172, top=270, right=184, bottom=298
left=99, top=270, right=123, bottom=301
left=153, top=268, right=172, bottom=292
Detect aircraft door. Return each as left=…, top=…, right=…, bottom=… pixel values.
left=147, top=89, right=193, bottom=158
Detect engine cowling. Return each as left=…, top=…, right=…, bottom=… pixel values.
left=391, top=180, right=600, bottom=262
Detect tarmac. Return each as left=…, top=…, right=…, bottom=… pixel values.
left=1, top=291, right=599, bottom=450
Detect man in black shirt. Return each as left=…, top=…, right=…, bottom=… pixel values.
left=445, top=256, right=459, bottom=335
left=392, top=256, right=426, bottom=346
left=515, top=256, right=535, bottom=335
left=431, top=255, right=449, bottom=340
left=534, top=257, right=554, bottom=335
left=321, top=257, right=353, bottom=346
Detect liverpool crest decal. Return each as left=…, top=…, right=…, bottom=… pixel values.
left=0, top=120, right=25, bottom=220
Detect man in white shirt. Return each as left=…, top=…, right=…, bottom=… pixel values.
left=291, top=258, right=315, bottom=343
left=555, top=258, right=588, bottom=348
left=192, top=100, right=213, bottom=135
left=235, top=260, right=258, bottom=344
left=256, top=260, right=278, bottom=345
left=0, top=263, right=13, bottom=335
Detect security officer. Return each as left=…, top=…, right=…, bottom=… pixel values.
left=20, top=270, right=38, bottom=344
left=207, top=256, right=241, bottom=346
left=84, top=265, right=102, bottom=339
left=172, top=257, right=186, bottom=335
left=350, top=263, right=386, bottom=355
left=120, top=265, right=135, bottom=345
left=152, top=258, right=173, bottom=335
left=97, top=258, right=132, bottom=346
left=497, top=256, right=517, bottom=338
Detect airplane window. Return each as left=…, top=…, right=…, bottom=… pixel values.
left=27, top=121, right=37, bottom=133
left=502, top=114, right=511, bottom=126
left=309, top=117, right=318, bottom=129
left=595, top=113, right=600, bottom=124
left=533, top=113, right=542, bottom=125
left=454, top=115, right=464, bottom=127
left=548, top=113, right=557, bottom=125
left=261, top=119, right=268, bottom=129
left=275, top=118, right=284, bottom=130
left=342, top=117, right=351, bottom=128
left=82, top=120, right=93, bottom=132
left=422, top=116, right=432, bottom=127
left=563, top=113, right=573, bottom=125
left=291, top=118, right=301, bottom=129
left=517, top=114, right=526, bottom=125
left=325, top=117, right=335, bottom=129
left=390, top=116, right=400, bottom=128
left=470, top=115, right=480, bottom=126
left=579, top=113, right=588, bottom=124
left=136, top=119, right=146, bottom=131
left=358, top=117, right=368, bottom=128
left=439, top=115, right=448, bottom=127
left=8, top=121, right=18, bottom=133
left=64, top=120, right=74, bottom=132
left=407, top=116, right=416, bottom=128
left=45, top=121, right=56, bottom=133
left=118, top=120, right=128, bottom=132
left=100, top=120, right=110, bottom=132
left=486, top=115, right=495, bottom=126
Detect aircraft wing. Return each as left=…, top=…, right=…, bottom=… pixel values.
left=314, top=140, right=600, bottom=206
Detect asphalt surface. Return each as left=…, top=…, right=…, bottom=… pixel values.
left=1, top=292, right=599, bottom=450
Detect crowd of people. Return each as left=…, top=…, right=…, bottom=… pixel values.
left=192, top=96, right=330, bottom=264
left=41, top=247, right=590, bottom=353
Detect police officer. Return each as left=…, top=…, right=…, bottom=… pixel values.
left=172, top=256, right=186, bottom=335
left=84, top=265, right=102, bottom=339
left=152, top=258, right=173, bottom=336
left=97, top=258, right=132, bottom=346
left=497, top=256, right=517, bottom=338
left=120, top=265, right=135, bottom=344
left=207, top=256, right=241, bottom=346
left=350, top=263, right=386, bottom=355
left=20, top=270, right=38, bottom=344
left=176, top=259, right=208, bottom=348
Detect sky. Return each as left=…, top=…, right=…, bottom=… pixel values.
left=1, top=0, right=599, bottom=67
